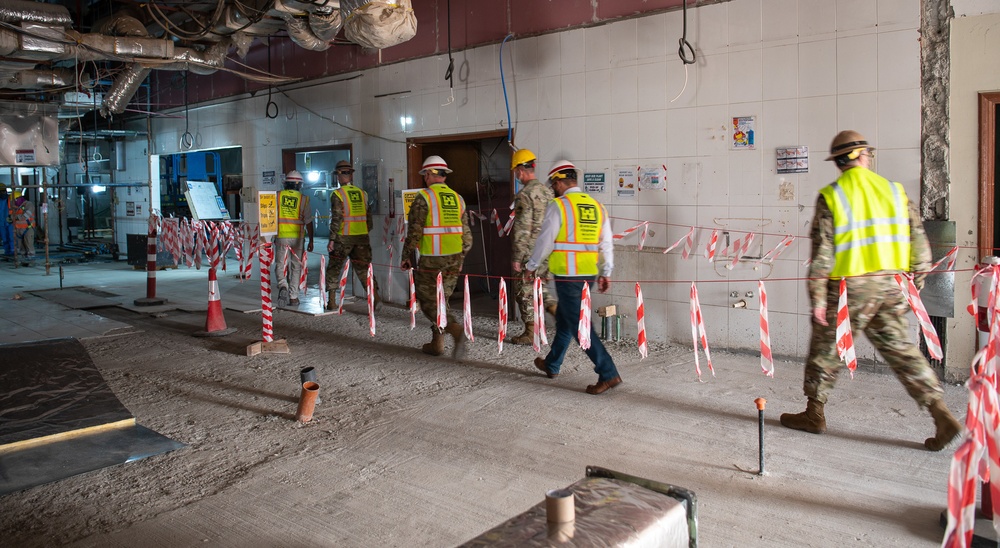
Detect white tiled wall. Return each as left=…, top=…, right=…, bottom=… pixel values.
left=121, top=0, right=925, bottom=362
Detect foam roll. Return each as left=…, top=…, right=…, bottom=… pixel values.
left=545, top=489, right=575, bottom=523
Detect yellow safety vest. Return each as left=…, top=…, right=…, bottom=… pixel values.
left=818, top=167, right=910, bottom=278
left=549, top=192, right=605, bottom=276
left=334, top=184, right=368, bottom=236
left=419, top=183, right=464, bottom=256
left=277, top=190, right=306, bottom=239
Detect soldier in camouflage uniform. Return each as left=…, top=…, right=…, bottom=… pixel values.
left=780, top=130, right=961, bottom=451
left=509, top=149, right=558, bottom=344
left=400, top=156, right=473, bottom=357
left=326, top=160, right=380, bottom=310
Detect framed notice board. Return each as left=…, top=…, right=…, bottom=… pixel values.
left=184, top=180, right=230, bottom=221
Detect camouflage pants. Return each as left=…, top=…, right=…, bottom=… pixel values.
left=274, top=237, right=303, bottom=299
left=513, top=263, right=557, bottom=322
left=326, top=241, right=380, bottom=296
left=414, top=253, right=464, bottom=327
left=804, top=278, right=943, bottom=408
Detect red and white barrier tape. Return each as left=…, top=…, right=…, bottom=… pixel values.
left=386, top=247, right=394, bottom=303
left=943, top=345, right=1000, bottom=547
left=336, top=260, right=350, bottom=315
left=835, top=278, right=858, bottom=377
left=463, top=275, right=474, bottom=341
left=281, top=244, right=291, bottom=280
left=681, top=228, right=694, bottom=259
left=532, top=277, right=548, bottom=352
left=319, top=255, right=328, bottom=310
left=298, top=248, right=309, bottom=297
left=367, top=264, right=376, bottom=337
left=636, top=282, right=647, bottom=359
left=760, top=235, right=794, bottom=263
left=260, top=243, right=274, bottom=343
left=614, top=221, right=649, bottom=250
left=931, top=246, right=959, bottom=272
left=579, top=281, right=592, bottom=350
left=498, top=277, right=507, bottom=354
left=689, top=282, right=714, bottom=379
left=894, top=273, right=943, bottom=360
left=436, top=272, right=447, bottom=330
left=705, top=229, right=718, bottom=261
left=759, top=280, right=774, bottom=377
left=729, top=232, right=755, bottom=269
left=663, top=227, right=693, bottom=255
left=408, top=269, right=417, bottom=330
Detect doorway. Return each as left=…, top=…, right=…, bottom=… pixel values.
left=978, top=91, right=1000, bottom=260
left=407, top=131, right=513, bottom=314
left=282, top=146, right=353, bottom=239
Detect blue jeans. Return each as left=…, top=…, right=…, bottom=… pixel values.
left=543, top=276, right=620, bottom=382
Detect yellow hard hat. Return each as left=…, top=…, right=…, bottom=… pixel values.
left=13, top=190, right=22, bottom=199
left=825, top=130, right=874, bottom=161
left=511, top=148, right=537, bottom=170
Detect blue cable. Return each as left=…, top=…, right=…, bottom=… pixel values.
left=500, top=33, right=514, bottom=145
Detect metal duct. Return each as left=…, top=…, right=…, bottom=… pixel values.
left=93, top=14, right=148, bottom=38
left=55, top=31, right=176, bottom=62
left=0, top=68, right=76, bottom=89
left=309, top=9, right=343, bottom=42
left=148, top=40, right=230, bottom=75
left=282, top=13, right=329, bottom=51
left=100, top=64, right=150, bottom=116
left=0, top=0, right=72, bottom=26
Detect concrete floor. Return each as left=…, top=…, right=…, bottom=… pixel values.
left=0, top=247, right=982, bottom=547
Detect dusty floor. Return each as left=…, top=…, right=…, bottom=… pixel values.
left=0, top=274, right=973, bottom=546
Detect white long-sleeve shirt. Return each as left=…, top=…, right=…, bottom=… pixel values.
left=525, top=187, right=614, bottom=277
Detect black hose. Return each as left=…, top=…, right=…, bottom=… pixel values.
left=678, top=0, right=696, bottom=65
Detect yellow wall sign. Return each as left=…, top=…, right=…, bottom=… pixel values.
left=401, top=189, right=421, bottom=221
left=258, top=191, right=278, bottom=236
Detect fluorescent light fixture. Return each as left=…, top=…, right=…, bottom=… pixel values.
left=307, top=170, right=320, bottom=182
left=91, top=185, right=106, bottom=193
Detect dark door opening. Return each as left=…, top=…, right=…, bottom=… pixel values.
left=407, top=132, right=513, bottom=315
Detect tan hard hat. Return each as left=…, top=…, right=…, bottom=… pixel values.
left=335, top=160, right=352, bottom=172
left=825, top=130, right=874, bottom=161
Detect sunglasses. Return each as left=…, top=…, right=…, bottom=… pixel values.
left=337, top=169, right=355, bottom=175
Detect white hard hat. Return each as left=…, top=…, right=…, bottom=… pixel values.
left=419, top=155, right=452, bottom=175
left=548, top=160, right=578, bottom=181
left=285, top=170, right=304, bottom=183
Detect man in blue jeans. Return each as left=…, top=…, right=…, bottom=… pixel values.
left=525, top=160, right=622, bottom=395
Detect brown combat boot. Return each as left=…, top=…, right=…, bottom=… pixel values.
left=545, top=303, right=558, bottom=317
left=780, top=398, right=827, bottom=434
left=509, top=322, right=535, bottom=345
left=925, top=399, right=962, bottom=451
left=421, top=329, right=444, bottom=356
left=445, top=322, right=466, bottom=359
left=325, top=291, right=335, bottom=311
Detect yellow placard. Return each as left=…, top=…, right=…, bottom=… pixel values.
left=259, top=191, right=277, bottom=236
left=401, top=189, right=421, bottom=222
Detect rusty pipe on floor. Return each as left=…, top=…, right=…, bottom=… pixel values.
left=296, top=381, right=319, bottom=422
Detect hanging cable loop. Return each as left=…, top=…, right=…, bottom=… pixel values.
left=678, top=0, right=696, bottom=65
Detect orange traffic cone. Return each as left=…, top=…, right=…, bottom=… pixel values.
left=194, top=267, right=237, bottom=337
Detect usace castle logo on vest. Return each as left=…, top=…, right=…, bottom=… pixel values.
left=281, top=194, right=299, bottom=208
left=441, top=194, right=458, bottom=210
left=578, top=203, right=598, bottom=224
left=347, top=189, right=362, bottom=202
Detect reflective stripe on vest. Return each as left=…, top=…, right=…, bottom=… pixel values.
left=277, top=190, right=305, bottom=239
left=818, top=167, right=910, bottom=277
left=419, top=184, right=464, bottom=256
left=334, top=185, right=369, bottom=236
left=13, top=205, right=33, bottom=230
left=549, top=192, right=604, bottom=276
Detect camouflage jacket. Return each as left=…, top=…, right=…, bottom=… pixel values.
left=807, top=190, right=931, bottom=309
left=511, top=177, right=554, bottom=264
left=401, top=187, right=473, bottom=262
left=330, top=187, right=373, bottom=246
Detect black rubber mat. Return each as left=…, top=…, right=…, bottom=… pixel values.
left=0, top=338, right=184, bottom=495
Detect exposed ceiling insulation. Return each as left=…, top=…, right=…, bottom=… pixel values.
left=0, top=0, right=416, bottom=118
